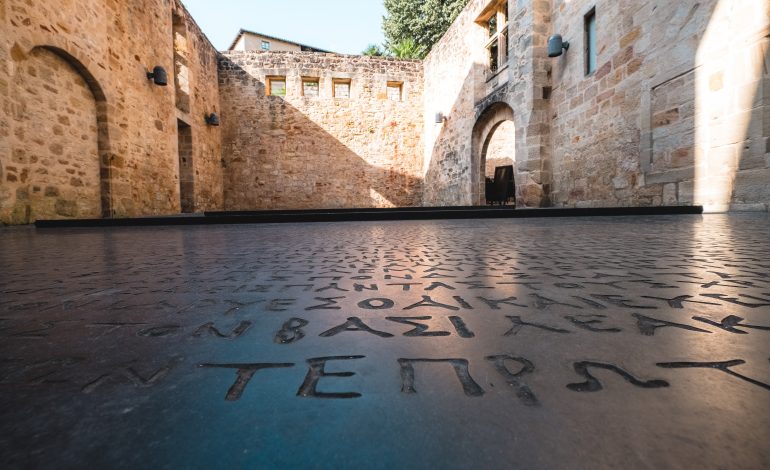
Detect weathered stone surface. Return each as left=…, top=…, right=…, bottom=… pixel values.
left=219, top=52, right=423, bottom=209
left=1, top=0, right=768, bottom=224
left=425, top=0, right=769, bottom=211
left=2, top=214, right=770, bottom=467
left=0, top=0, right=223, bottom=224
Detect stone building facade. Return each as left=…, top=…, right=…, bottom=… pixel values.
left=1, top=0, right=768, bottom=225
left=229, top=29, right=329, bottom=53
left=423, top=0, right=770, bottom=211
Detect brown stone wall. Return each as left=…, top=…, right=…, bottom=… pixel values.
left=2, top=47, right=101, bottom=223
left=0, top=0, right=223, bottom=224
left=218, top=52, right=423, bottom=209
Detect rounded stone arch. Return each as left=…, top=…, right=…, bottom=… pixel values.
left=471, top=102, right=516, bottom=206
left=8, top=45, right=112, bottom=223
left=36, top=46, right=113, bottom=218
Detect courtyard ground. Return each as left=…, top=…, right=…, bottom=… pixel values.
left=1, top=213, right=769, bottom=468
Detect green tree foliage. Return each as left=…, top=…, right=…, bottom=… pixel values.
left=383, top=0, right=470, bottom=59
left=362, top=44, right=386, bottom=56
left=390, top=38, right=421, bottom=59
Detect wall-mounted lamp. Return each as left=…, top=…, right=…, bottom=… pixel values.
left=547, top=35, right=570, bottom=57
left=435, top=112, right=446, bottom=124
left=205, top=113, right=220, bottom=127
left=146, top=66, right=168, bottom=86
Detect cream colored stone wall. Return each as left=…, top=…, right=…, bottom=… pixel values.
left=0, top=0, right=223, bottom=224
left=219, top=52, right=423, bottom=209
left=422, top=0, right=769, bottom=211
left=485, top=121, right=515, bottom=178
left=422, top=0, right=489, bottom=206
left=549, top=0, right=769, bottom=211
left=236, top=34, right=303, bottom=53
left=423, top=0, right=555, bottom=208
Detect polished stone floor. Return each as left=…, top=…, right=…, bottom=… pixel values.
left=1, top=214, right=769, bottom=469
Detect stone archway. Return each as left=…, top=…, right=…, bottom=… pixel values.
left=3, top=45, right=110, bottom=224
left=471, top=102, right=516, bottom=205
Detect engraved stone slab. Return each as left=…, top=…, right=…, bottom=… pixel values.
left=1, top=214, right=769, bottom=468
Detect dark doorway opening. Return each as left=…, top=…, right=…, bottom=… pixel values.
left=177, top=120, right=194, bottom=213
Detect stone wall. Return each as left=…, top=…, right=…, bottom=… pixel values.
left=423, top=0, right=554, bottom=207
left=424, top=0, right=769, bottom=211
left=218, top=52, right=423, bottom=209
left=1, top=0, right=767, bottom=224
left=0, top=0, right=223, bottom=224
left=548, top=0, right=770, bottom=210
left=422, top=0, right=489, bottom=206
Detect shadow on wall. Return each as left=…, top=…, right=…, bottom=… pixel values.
left=219, top=59, right=423, bottom=210
left=423, top=64, right=484, bottom=207
left=423, top=63, right=541, bottom=207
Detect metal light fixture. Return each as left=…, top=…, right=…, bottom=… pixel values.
left=547, top=35, right=570, bottom=57
left=435, top=112, right=446, bottom=124
left=205, top=113, right=220, bottom=127
left=146, top=66, right=168, bottom=86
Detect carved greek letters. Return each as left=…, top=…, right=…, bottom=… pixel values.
left=403, top=295, right=460, bottom=311
left=319, top=317, right=394, bottom=338
left=691, top=315, right=770, bottom=334
left=357, top=298, right=395, bottom=310
left=504, top=316, right=570, bottom=336
left=386, top=317, right=450, bottom=336
left=275, top=318, right=309, bottom=344
left=632, top=313, right=711, bottom=336
left=448, top=316, right=474, bottom=338
left=305, top=296, right=344, bottom=310
left=486, top=355, right=539, bottom=406
left=397, top=358, right=484, bottom=397
left=297, top=356, right=365, bottom=398
left=192, top=321, right=252, bottom=339
left=565, top=315, right=621, bottom=333
left=567, top=362, right=670, bottom=392
left=199, top=363, right=295, bottom=401
left=476, top=296, right=526, bottom=310
left=657, top=360, right=770, bottom=391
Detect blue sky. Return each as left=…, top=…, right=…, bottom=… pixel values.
left=180, top=0, right=387, bottom=54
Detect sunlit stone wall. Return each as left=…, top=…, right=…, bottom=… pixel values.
left=218, top=52, right=424, bottom=210
left=0, top=0, right=223, bottom=224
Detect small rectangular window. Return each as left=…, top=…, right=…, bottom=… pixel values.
left=333, top=79, right=351, bottom=98
left=488, top=15, right=497, bottom=36
left=585, top=9, right=597, bottom=75
left=267, top=76, right=286, bottom=96
left=261, top=41, right=270, bottom=51
left=302, top=78, right=319, bottom=97
left=488, top=38, right=499, bottom=72
left=479, top=1, right=509, bottom=73
left=387, top=81, right=403, bottom=102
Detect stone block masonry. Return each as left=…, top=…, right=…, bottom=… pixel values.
left=1, top=0, right=768, bottom=225
left=0, top=0, right=223, bottom=224
left=425, top=0, right=769, bottom=211
left=219, top=52, right=424, bottom=210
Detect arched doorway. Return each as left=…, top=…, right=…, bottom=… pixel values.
left=471, top=102, right=516, bottom=205
left=3, top=46, right=109, bottom=224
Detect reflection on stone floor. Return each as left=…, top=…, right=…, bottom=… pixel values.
left=1, top=214, right=769, bottom=468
